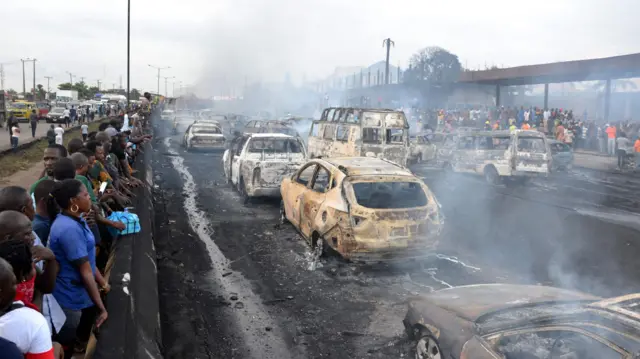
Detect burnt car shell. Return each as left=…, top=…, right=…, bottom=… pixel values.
left=403, top=284, right=600, bottom=357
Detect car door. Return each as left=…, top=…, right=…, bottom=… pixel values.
left=286, top=164, right=318, bottom=229
left=223, top=137, right=240, bottom=180
left=231, top=137, right=248, bottom=185
left=299, top=165, right=331, bottom=239
left=420, top=136, right=437, bottom=162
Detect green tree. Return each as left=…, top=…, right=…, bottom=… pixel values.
left=58, top=83, right=73, bottom=90
left=130, top=88, right=141, bottom=100
left=88, top=86, right=100, bottom=97
left=404, top=46, right=462, bottom=106
left=36, top=84, right=46, bottom=100
left=6, top=89, right=17, bottom=96
left=72, top=81, right=90, bottom=99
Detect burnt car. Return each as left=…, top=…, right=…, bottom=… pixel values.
left=182, top=122, right=226, bottom=151
left=403, top=284, right=640, bottom=359
left=244, top=120, right=300, bottom=137
left=223, top=133, right=306, bottom=202
left=280, top=157, right=443, bottom=262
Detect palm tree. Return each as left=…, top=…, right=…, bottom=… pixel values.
left=382, top=38, right=395, bottom=85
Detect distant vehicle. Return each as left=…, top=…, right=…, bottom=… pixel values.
left=307, top=107, right=410, bottom=166
left=56, top=89, right=78, bottom=102
left=549, top=139, right=574, bottom=171
left=255, top=121, right=300, bottom=137
left=161, top=109, right=175, bottom=120
left=403, top=283, right=640, bottom=359
left=36, top=102, right=50, bottom=119
left=182, top=122, right=226, bottom=151
left=280, top=157, right=443, bottom=262
left=46, top=107, right=67, bottom=123
left=223, top=133, right=306, bottom=202
left=408, top=133, right=437, bottom=164
left=9, top=101, right=36, bottom=122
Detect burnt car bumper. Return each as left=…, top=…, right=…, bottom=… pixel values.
left=344, top=240, right=440, bottom=263
left=248, top=186, right=281, bottom=197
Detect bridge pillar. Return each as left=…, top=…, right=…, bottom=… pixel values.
left=495, top=84, right=501, bottom=107
left=544, top=83, right=549, bottom=109
left=604, top=79, right=611, bottom=122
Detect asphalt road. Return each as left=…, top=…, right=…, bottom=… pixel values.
left=151, top=116, right=640, bottom=358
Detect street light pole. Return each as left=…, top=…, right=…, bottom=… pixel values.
left=127, top=0, right=130, bottom=107
left=66, top=71, right=75, bottom=85
left=21, top=59, right=26, bottom=96
left=148, top=64, right=170, bottom=96
left=163, top=76, right=175, bottom=97
left=44, top=76, right=53, bottom=99
left=32, top=59, right=37, bottom=98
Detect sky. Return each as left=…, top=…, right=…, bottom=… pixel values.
left=1, top=0, right=639, bottom=97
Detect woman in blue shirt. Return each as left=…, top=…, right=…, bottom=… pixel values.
left=47, top=179, right=109, bottom=352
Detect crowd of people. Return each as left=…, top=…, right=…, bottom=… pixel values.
left=0, top=94, right=153, bottom=358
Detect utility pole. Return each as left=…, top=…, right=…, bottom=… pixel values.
left=0, top=64, right=5, bottom=91
left=127, top=0, right=130, bottom=106
left=97, top=80, right=101, bottom=91
left=66, top=71, right=75, bottom=85
left=32, top=59, right=37, bottom=98
left=119, top=75, right=122, bottom=90
left=163, top=76, right=175, bottom=97
left=79, top=77, right=85, bottom=84
left=382, top=38, right=395, bottom=85
left=44, top=76, right=53, bottom=99
left=148, top=64, right=170, bottom=96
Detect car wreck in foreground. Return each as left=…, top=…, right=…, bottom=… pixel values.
left=403, top=284, right=640, bottom=359
left=280, top=157, right=443, bottom=262
left=223, top=133, right=306, bottom=202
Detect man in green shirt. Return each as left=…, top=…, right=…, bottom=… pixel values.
left=28, top=144, right=68, bottom=195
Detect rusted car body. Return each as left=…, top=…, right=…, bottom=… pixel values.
left=403, top=284, right=640, bottom=359
left=280, top=157, right=443, bottom=262
left=244, top=120, right=300, bottom=137
left=437, top=129, right=551, bottom=184
left=307, top=107, right=410, bottom=167
left=182, top=122, right=226, bottom=151
left=223, top=133, right=306, bottom=201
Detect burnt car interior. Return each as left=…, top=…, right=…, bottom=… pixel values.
left=352, top=181, right=427, bottom=209
left=248, top=138, right=302, bottom=153
left=517, top=137, right=546, bottom=153
left=193, top=126, right=222, bottom=134
left=495, top=330, right=622, bottom=359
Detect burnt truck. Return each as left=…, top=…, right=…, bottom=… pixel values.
left=223, top=133, right=307, bottom=203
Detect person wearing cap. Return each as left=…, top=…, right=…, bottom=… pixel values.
left=484, top=120, right=491, bottom=130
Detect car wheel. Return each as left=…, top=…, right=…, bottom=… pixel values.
left=279, top=200, right=288, bottom=225
left=239, top=178, right=250, bottom=204
left=415, top=335, right=442, bottom=359
left=484, top=165, right=500, bottom=185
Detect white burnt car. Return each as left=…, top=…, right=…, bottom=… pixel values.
left=223, top=133, right=307, bottom=202
left=182, top=122, right=226, bottom=151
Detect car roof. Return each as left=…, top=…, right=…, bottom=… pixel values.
left=247, top=133, right=295, bottom=139
left=322, top=157, right=412, bottom=177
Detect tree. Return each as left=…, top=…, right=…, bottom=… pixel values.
left=72, top=81, right=90, bottom=99
left=404, top=46, right=462, bottom=106
left=405, top=46, right=462, bottom=84
left=36, top=84, right=46, bottom=100
left=58, top=83, right=73, bottom=90
left=130, top=88, right=141, bottom=100
left=6, top=89, right=17, bottom=97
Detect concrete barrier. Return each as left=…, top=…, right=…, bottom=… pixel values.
left=93, top=142, right=163, bottom=359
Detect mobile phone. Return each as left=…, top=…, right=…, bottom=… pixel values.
left=99, top=182, right=108, bottom=194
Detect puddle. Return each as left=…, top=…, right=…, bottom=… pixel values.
left=162, top=137, right=295, bottom=359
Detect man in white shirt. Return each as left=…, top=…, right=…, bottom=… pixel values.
left=61, top=108, right=70, bottom=128
left=54, top=125, right=64, bottom=145
left=81, top=123, right=89, bottom=141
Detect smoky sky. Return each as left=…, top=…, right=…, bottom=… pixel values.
left=1, top=0, right=639, bottom=95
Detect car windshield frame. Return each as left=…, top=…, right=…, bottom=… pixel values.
left=192, top=126, right=222, bottom=134
left=246, top=137, right=304, bottom=154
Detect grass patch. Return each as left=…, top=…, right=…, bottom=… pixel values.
left=0, top=120, right=107, bottom=179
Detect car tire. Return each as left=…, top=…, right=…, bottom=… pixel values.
left=279, top=200, right=288, bottom=225
left=414, top=335, right=442, bottom=359
left=484, top=165, right=500, bottom=185
left=239, top=177, right=250, bottom=204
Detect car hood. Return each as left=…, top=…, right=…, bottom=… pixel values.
left=414, top=284, right=599, bottom=322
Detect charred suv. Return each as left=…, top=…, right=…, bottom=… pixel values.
left=223, top=133, right=306, bottom=202
left=280, top=157, right=443, bottom=262
left=403, top=284, right=640, bottom=359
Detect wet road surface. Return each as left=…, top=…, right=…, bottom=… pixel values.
left=152, top=117, right=640, bottom=358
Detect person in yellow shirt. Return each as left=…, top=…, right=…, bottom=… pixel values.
left=509, top=124, right=516, bottom=131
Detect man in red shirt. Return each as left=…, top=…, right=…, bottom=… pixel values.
left=605, top=124, right=617, bottom=156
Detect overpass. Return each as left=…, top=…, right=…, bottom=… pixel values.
left=459, top=53, right=640, bottom=121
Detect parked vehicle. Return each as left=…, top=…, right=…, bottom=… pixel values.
left=408, top=133, right=437, bottom=164
left=280, top=157, right=443, bottom=262
left=403, top=283, right=640, bottom=359
left=182, top=122, right=226, bottom=151
left=161, top=109, right=175, bottom=120
left=36, top=102, right=50, bottom=119
left=223, top=133, right=306, bottom=202
left=307, top=107, right=410, bottom=166
left=437, top=129, right=552, bottom=185
left=9, top=101, right=36, bottom=122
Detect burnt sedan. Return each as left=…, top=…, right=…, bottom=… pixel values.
left=403, top=284, right=640, bottom=359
